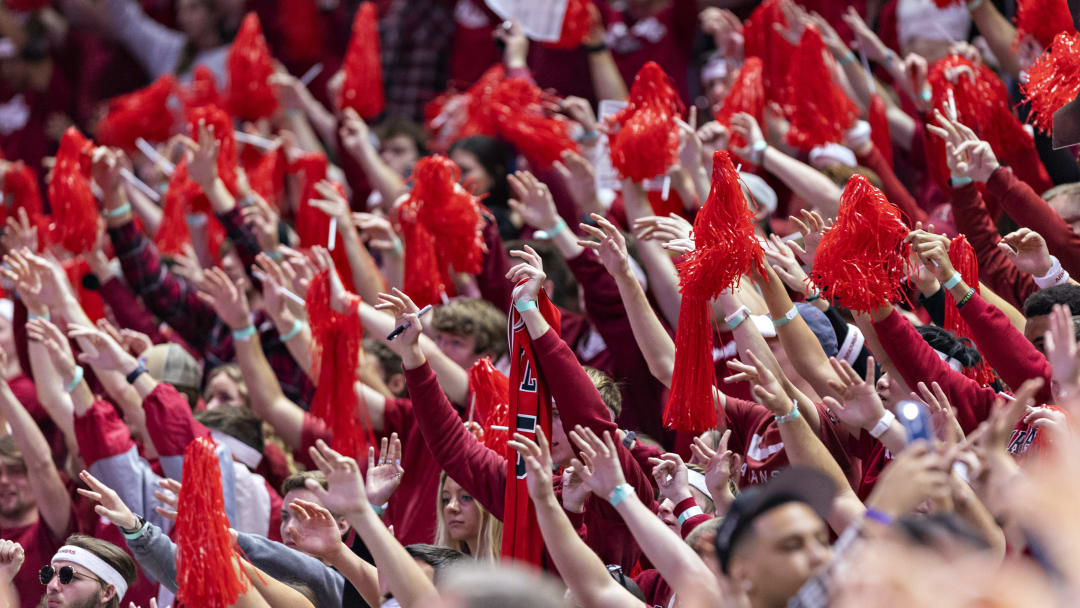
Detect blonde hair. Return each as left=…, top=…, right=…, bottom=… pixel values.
left=205, top=364, right=249, bottom=407
left=434, top=471, right=503, bottom=561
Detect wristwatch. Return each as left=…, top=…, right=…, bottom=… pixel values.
left=126, top=362, right=149, bottom=384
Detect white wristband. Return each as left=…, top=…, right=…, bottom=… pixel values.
left=869, top=410, right=896, bottom=439
left=1033, top=256, right=1070, bottom=289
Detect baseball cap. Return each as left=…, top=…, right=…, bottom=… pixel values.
left=144, top=343, right=202, bottom=393
left=796, top=302, right=838, bottom=358
left=714, top=466, right=837, bottom=573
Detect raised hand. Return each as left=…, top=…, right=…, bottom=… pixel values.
left=730, top=112, right=766, bottom=165
left=916, top=381, right=964, bottom=444
left=306, top=439, right=371, bottom=516
left=689, top=430, right=741, bottom=504
left=508, top=426, right=556, bottom=502
left=578, top=214, right=631, bottom=278
left=169, top=243, right=206, bottom=287
left=76, top=470, right=140, bottom=531
left=0, top=539, right=24, bottom=585
left=507, top=171, right=560, bottom=232
left=197, top=267, right=251, bottom=330
left=561, top=464, right=591, bottom=513
left=1046, top=304, right=1080, bottom=395
left=2, top=207, right=38, bottom=253
left=26, top=318, right=80, bottom=386
left=311, top=246, right=354, bottom=314
left=926, top=111, right=999, bottom=183
left=268, top=71, right=306, bottom=111
left=842, top=6, right=890, bottom=63
left=66, top=325, right=137, bottom=375
left=240, top=194, right=281, bottom=253
left=339, top=108, right=372, bottom=158
left=352, top=212, right=402, bottom=254
left=152, top=478, right=180, bottom=523
left=560, top=96, right=598, bottom=135
left=286, top=499, right=347, bottom=559
left=280, top=246, right=318, bottom=299
left=907, top=229, right=955, bottom=281
left=366, top=433, right=405, bottom=507
left=699, top=7, right=744, bottom=59
left=552, top=150, right=600, bottom=214
left=506, top=245, right=547, bottom=304
left=632, top=213, right=693, bottom=244
left=788, top=209, right=828, bottom=266
left=998, top=228, right=1053, bottom=277
left=310, top=180, right=352, bottom=225
left=648, top=452, right=692, bottom=505
left=1, top=248, right=44, bottom=310
left=184, top=120, right=220, bottom=189
left=823, top=356, right=887, bottom=431
left=90, top=146, right=124, bottom=195
left=727, top=351, right=794, bottom=416
left=764, top=233, right=812, bottom=295
left=866, top=442, right=950, bottom=519
left=373, top=288, right=424, bottom=350
left=568, top=426, right=627, bottom=500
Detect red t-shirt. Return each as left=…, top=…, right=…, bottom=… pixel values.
left=2, top=517, right=66, bottom=608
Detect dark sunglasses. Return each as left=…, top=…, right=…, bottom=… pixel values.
left=39, top=565, right=97, bottom=586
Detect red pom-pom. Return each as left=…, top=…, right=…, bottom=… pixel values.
left=2, top=162, right=49, bottom=249
left=868, top=94, right=893, bottom=166
left=244, top=147, right=285, bottom=211
left=545, top=0, right=592, bottom=50
left=339, top=3, right=385, bottom=120
left=397, top=155, right=489, bottom=308
left=783, top=26, right=858, bottom=150
left=188, top=105, right=239, bottom=197
left=423, top=65, right=504, bottom=152
left=49, top=128, right=97, bottom=254
left=97, top=75, right=176, bottom=149
left=665, top=151, right=765, bottom=433
left=306, top=272, right=372, bottom=458
left=929, top=55, right=1051, bottom=194
left=715, top=57, right=765, bottom=151
left=809, top=175, right=914, bottom=313
left=942, top=235, right=996, bottom=385
left=485, top=78, right=578, bottom=169
left=1015, top=0, right=1076, bottom=50
left=1023, top=32, right=1080, bottom=134
left=743, top=0, right=795, bottom=102
left=226, top=13, right=279, bottom=120
left=467, top=358, right=511, bottom=453
left=932, top=0, right=963, bottom=6
left=175, top=438, right=250, bottom=608
left=62, top=258, right=105, bottom=322
left=182, top=66, right=223, bottom=115
left=611, top=62, right=684, bottom=182
left=276, top=0, right=324, bottom=65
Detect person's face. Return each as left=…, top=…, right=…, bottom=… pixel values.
left=0, top=455, right=33, bottom=520
left=730, top=503, right=831, bottom=608
left=221, top=251, right=251, bottom=294
left=380, top=135, right=420, bottom=178
left=658, top=498, right=679, bottom=534
left=705, top=73, right=736, bottom=113
left=280, top=488, right=347, bottom=551
left=549, top=413, right=574, bottom=467
left=434, top=331, right=481, bottom=370
left=176, top=0, right=214, bottom=39
left=1025, top=314, right=1050, bottom=354
left=449, top=149, right=494, bottom=195
left=379, top=558, right=434, bottom=599
left=1048, top=194, right=1080, bottom=235
left=40, top=561, right=109, bottom=608
left=441, top=477, right=482, bottom=542
left=876, top=372, right=892, bottom=405
left=204, top=372, right=244, bottom=410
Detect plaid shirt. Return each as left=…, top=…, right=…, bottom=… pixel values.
left=377, top=0, right=455, bottom=121
left=107, top=219, right=315, bottom=407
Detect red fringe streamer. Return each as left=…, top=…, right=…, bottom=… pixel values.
left=226, top=13, right=279, bottom=121
left=1022, top=32, right=1080, bottom=134
left=339, top=3, right=386, bottom=120
left=285, top=153, right=355, bottom=291
left=175, top=437, right=249, bottom=608
left=49, top=128, right=97, bottom=254
left=928, top=55, right=1052, bottom=195
left=942, top=235, right=997, bottom=385
left=809, top=175, right=914, bottom=313
left=423, top=65, right=504, bottom=153
left=152, top=161, right=228, bottom=259
left=276, top=0, right=324, bottom=65
left=97, top=75, right=176, bottom=149
left=716, top=57, right=765, bottom=152
left=468, top=358, right=511, bottom=454
left=783, top=26, right=858, bottom=150
left=545, top=0, right=592, bottom=50
left=2, top=162, right=49, bottom=250
left=182, top=66, right=223, bottom=115
left=484, top=78, right=578, bottom=169
left=933, top=0, right=964, bottom=6
left=743, top=0, right=794, bottom=103
left=1015, top=0, right=1076, bottom=50
left=611, top=62, right=684, bottom=182
left=397, top=155, right=490, bottom=308
left=868, top=94, right=893, bottom=166
left=244, top=147, right=285, bottom=211
left=306, top=272, right=372, bottom=458
left=665, top=151, right=765, bottom=433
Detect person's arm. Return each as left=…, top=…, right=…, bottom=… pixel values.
left=306, top=441, right=439, bottom=608
left=509, top=429, right=641, bottom=608
left=570, top=427, right=723, bottom=604
left=621, top=181, right=683, bottom=326
left=235, top=532, right=345, bottom=608
left=968, top=0, right=1023, bottom=78
left=99, top=0, right=185, bottom=78
left=583, top=6, right=627, bottom=101
left=241, top=560, right=315, bottom=608
left=339, top=108, right=407, bottom=205
left=0, top=540, right=23, bottom=608
left=988, top=166, right=1080, bottom=278
left=270, top=71, right=339, bottom=153
left=308, top=180, right=386, bottom=304
left=0, top=371, right=71, bottom=538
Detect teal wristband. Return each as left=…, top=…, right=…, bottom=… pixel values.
left=27, top=312, right=49, bottom=321
left=232, top=325, right=257, bottom=341
left=951, top=176, right=973, bottom=188
left=64, top=366, right=84, bottom=393
left=966, top=0, right=984, bottom=10
left=677, top=505, right=705, bottom=526
left=122, top=519, right=150, bottom=540
left=371, top=503, right=387, bottom=516
left=515, top=299, right=538, bottom=313
left=265, top=250, right=284, bottom=261
left=102, top=203, right=132, bottom=219
left=943, top=273, right=962, bottom=290
left=608, top=483, right=634, bottom=507
left=772, top=305, right=798, bottom=328
left=837, top=51, right=856, bottom=65
left=534, top=219, right=568, bottom=240
left=774, top=406, right=801, bottom=424
left=280, top=318, right=305, bottom=342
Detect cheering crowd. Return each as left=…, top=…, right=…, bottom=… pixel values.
left=3, top=0, right=1080, bottom=606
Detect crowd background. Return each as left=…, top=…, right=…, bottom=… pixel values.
left=0, top=0, right=1080, bottom=607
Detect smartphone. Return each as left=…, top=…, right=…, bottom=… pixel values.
left=897, top=399, right=934, bottom=443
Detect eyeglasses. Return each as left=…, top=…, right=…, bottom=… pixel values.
left=39, top=565, right=98, bottom=586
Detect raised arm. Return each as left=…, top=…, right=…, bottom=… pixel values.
left=339, top=108, right=407, bottom=206
left=0, top=540, right=23, bottom=608
left=621, top=180, right=683, bottom=326
left=309, top=181, right=386, bottom=304
left=968, top=0, right=1023, bottom=78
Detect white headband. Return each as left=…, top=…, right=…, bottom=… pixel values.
left=52, top=545, right=128, bottom=600
left=687, top=470, right=713, bottom=500
left=933, top=349, right=964, bottom=372
left=211, top=430, right=263, bottom=470
left=837, top=324, right=865, bottom=365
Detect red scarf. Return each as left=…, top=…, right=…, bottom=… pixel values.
left=501, top=289, right=561, bottom=565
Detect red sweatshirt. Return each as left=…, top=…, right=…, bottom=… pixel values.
left=985, top=165, right=1080, bottom=279
left=950, top=181, right=1038, bottom=309
left=404, top=328, right=658, bottom=571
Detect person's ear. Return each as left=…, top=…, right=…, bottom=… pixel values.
left=336, top=516, right=350, bottom=537
left=387, top=372, right=406, bottom=396
left=101, top=585, right=117, bottom=603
